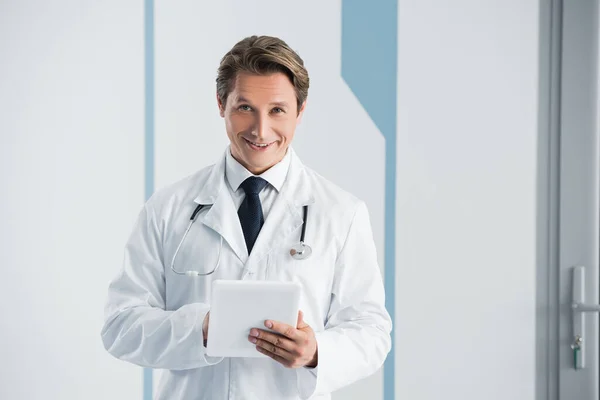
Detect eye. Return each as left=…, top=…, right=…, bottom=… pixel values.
left=271, top=107, right=285, bottom=114
left=238, top=105, right=252, bottom=112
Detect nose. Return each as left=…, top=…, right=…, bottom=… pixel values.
left=252, top=114, right=268, bottom=139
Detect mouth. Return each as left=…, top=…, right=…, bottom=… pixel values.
left=243, top=137, right=275, bottom=151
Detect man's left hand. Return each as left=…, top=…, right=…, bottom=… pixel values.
left=248, top=310, right=318, bottom=368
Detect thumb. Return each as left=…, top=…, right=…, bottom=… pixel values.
left=296, top=310, right=308, bottom=329
left=203, top=312, right=210, bottom=336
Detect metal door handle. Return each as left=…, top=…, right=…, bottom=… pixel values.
left=571, top=266, right=599, bottom=369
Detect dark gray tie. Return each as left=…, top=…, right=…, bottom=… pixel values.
left=238, top=177, right=268, bottom=254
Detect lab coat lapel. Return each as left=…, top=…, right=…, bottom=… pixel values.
left=193, top=152, right=248, bottom=264
left=245, top=148, right=315, bottom=271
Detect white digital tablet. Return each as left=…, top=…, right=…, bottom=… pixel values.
left=206, top=280, right=302, bottom=358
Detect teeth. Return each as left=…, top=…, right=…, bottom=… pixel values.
left=249, top=141, right=269, bottom=147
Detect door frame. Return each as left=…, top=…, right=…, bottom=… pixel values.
left=537, top=0, right=600, bottom=399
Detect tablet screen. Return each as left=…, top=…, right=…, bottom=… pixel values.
left=206, top=280, right=302, bottom=358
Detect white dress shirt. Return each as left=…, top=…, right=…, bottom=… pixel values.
left=225, top=146, right=291, bottom=221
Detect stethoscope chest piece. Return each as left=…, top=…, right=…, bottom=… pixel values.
left=290, top=242, right=312, bottom=260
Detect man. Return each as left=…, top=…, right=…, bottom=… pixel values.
left=101, top=35, right=392, bottom=400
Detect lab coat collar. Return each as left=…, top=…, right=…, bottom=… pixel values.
left=192, top=146, right=314, bottom=265
left=278, top=146, right=316, bottom=207
left=193, top=152, right=247, bottom=263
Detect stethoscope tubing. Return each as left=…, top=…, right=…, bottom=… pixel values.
left=170, top=203, right=309, bottom=276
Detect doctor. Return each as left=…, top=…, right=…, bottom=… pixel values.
left=101, top=35, right=392, bottom=400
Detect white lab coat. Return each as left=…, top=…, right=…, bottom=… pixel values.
left=101, top=147, right=392, bottom=400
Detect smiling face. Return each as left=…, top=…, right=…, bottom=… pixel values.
left=218, top=72, right=306, bottom=175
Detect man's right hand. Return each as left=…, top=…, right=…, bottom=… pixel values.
left=202, top=311, right=210, bottom=347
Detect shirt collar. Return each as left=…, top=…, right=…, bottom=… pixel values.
left=225, top=146, right=291, bottom=193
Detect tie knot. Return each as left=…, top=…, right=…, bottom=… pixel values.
left=240, top=177, right=268, bottom=195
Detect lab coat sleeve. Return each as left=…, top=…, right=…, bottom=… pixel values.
left=297, top=201, right=392, bottom=398
left=100, top=200, right=224, bottom=370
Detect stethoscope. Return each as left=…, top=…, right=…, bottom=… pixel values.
left=170, top=203, right=312, bottom=277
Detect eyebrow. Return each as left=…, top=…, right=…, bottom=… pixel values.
left=236, top=96, right=290, bottom=108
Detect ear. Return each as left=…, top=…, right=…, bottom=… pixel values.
left=217, top=93, right=225, bottom=118
left=296, top=100, right=307, bottom=125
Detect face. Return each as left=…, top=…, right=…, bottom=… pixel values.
left=218, top=72, right=306, bottom=175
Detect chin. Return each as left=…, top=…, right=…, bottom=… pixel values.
left=246, top=156, right=274, bottom=168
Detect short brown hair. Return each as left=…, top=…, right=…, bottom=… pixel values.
left=216, top=35, right=309, bottom=112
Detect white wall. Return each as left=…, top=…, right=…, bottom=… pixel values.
left=0, top=1, right=539, bottom=399
left=0, top=1, right=144, bottom=399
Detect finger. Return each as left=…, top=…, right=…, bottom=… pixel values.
left=202, top=312, right=210, bottom=338
left=264, top=319, right=301, bottom=341
left=296, top=310, right=309, bottom=329
left=254, top=338, right=295, bottom=362
left=255, top=345, right=296, bottom=368
left=249, top=329, right=296, bottom=353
